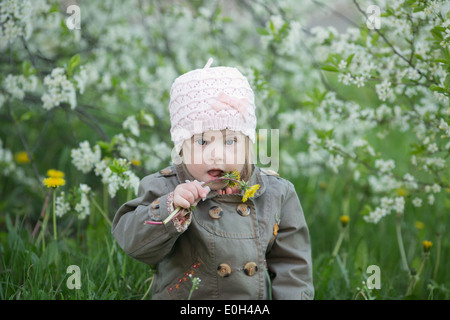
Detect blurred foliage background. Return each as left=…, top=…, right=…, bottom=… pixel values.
left=0, top=0, right=449, bottom=299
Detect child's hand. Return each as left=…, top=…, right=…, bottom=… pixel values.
left=173, top=181, right=210, bottom=209
left=216, top=186, right=240, bottom=195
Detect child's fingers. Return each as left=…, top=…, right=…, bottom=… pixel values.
left=173, top=194, right=191, bottom=209
left=174, top=185, right=196, bottom=208
left=191, top=181, right=210, bottom=199
left=225, top=186, right=239, bottom=194
left=174, top=182, right=210, bottom=208
left=186, top=181, right=209, bottom=200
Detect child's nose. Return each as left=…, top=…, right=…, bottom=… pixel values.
left=208, top=141, right=224, bottom=163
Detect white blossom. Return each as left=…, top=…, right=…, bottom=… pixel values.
left=364, top=207, right=389, bottom=224
left=427, top=194, right=435, bottom=205
left=427, top=143, right=438, bottom=153
left=375, top=79, right=394, bottom=102
left=374, top=159, right=395, bottom=173
left=122, top=115, right=140, bottom=137
left=0, top=0, right=33, bottom=46
left=94, top=158, right=140, bottom=198
left=74, top=66, right=88, bottom=94
left=431, top=183, right=441, bottom=193
left=41, top=68, right=77, bottom=110
left=394, top=197, right=405, bottom=214
left=71, top=141, right=102, bottom=174
left=3, top=74, right=37, bottom=100
left=327, top=154, right=344, bottom=173
left=0, top=138, right=16, bottom=175
left=412, top=198, right=423, bottom=208
left=75, top=184, right=91, bottom=220
left=55, top=192, right=71, bottom=218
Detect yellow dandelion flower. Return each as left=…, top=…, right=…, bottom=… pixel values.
left=43, top=176, right=66, bottom=188
left=414, top=221, right=424, bottom=230
left=242, top=184, right=260, bottom=203
left=131, top=159, right=142, bottom=166
left=14, top=151, right=31, bottom=164
left=422, top=240, right=432, bottom=252
left=396, top=188, right=408, bottom=197
left=340, top=215, right=350, bottom=227
left=231, top=170, right=240, bottom=181
left=47, top=169, right=65, bottom=178
left=223, top=170, right=240, bottom=188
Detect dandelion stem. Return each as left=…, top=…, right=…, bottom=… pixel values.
left=163, top=206, right=181, bottom=225
left=202, top=177, right=240, bottom=188
left=433, top=234, right=441, bottom=280
left=52, top=190, right=57, bottom=241
left=416, top=252, right=428, bottom=278
left=395, top=214, right=409, bottom=272
left=332, top=229, right=345, bottom=258
left=406, top=252, right=429, bottom=296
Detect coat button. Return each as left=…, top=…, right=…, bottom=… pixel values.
left=217, top=263, right=232, bottom=277
left=236, top=203, right=250, bottom=216
left=209, top=206, right=223, bottom=219
left=244, top=262, right=258, bottom=276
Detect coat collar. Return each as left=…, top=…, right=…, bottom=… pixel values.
left=173, top=163, right=266, bottom=201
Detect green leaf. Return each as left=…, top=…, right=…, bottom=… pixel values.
left=431, top=28, right=443, bottom=41
left=359, top=204, right=373, bottom=216
left=354, top=240, right=369, bottom=271
left=321, top=65, right=339, bottom=72
left=97, top=140, right=113, bottom=154
left=257, top=27, right=270, bottom=36
left=19, top=111, right=33, bottom=122
left=22, top=60, right=35, bottom=77
left=269, top=20, right=276, bottom=34
left=67, top=54, right=80, bottom=76
left=429, top=85, right=446, bottom=93
left=346, top=53, right=355, bottom=67
left=409, top=142, right=426, bottom=155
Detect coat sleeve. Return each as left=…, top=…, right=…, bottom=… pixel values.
left=266, top=181, right=314, bottom=300
left=111, top=174, right=186, bottom=266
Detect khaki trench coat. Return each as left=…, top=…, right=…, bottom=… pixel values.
left=112, top=164, right=314, bottom=300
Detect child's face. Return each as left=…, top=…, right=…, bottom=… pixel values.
left=181, top=130, right=247, bottom=190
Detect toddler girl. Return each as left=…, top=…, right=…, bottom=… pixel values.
left=112, top=58, right=314, bottom=300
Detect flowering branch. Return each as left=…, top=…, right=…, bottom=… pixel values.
left=352, top=0, right=436, bottom=86
left=144, top=170, right=260, bottom=226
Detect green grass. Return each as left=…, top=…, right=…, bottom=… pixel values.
left=1, top=169, right=448, bottom=300
left=0, top=208, right=151, bottom=300
left=292, top=170, right=449, bottom=300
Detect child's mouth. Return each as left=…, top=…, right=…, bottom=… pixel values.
left=207, top=169, right=224, bottom=178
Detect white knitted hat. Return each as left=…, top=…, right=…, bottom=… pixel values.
left=169, top=58, right=257, bottom=154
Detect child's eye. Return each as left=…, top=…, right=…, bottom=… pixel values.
left=196, top=139, right=207, bottom=146
left=225, top=138, right=237, bottom=146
